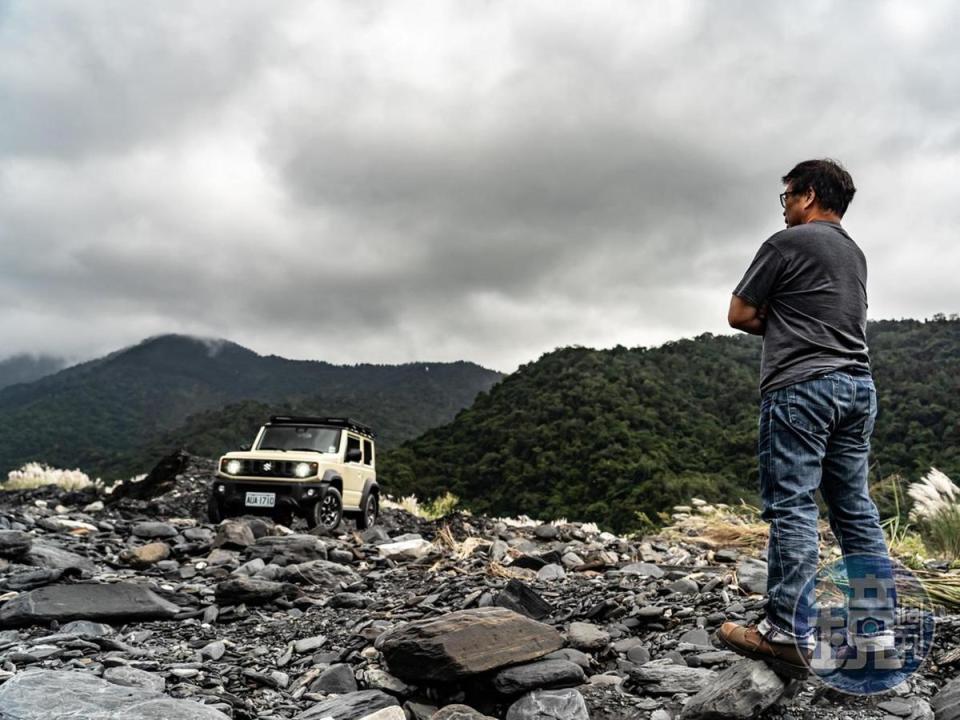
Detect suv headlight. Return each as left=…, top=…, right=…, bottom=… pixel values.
left=224, top=459, right=242, bottom=475
left=294, top=462, right=317, bottom=478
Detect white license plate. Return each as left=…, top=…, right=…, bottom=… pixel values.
left=245, top=492, right=276, bottom=508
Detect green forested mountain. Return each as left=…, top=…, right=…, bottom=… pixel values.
left=380, top=317, right=960, bottom=532
left=0, top=334, right=502, bottom=480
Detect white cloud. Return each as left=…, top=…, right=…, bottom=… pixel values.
left=1, top=0, right=958, bottom=371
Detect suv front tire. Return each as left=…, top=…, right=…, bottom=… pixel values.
left=307, top=486, right=343, bottom=532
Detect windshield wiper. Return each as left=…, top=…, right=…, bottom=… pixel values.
left=290, top=447, right=321, bottom=453
left=258, top=447, right=287, bottom=452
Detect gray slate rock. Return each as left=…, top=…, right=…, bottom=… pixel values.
left=567, top=622, right=610, bottom=651
left=580, top=682, right=657, bottom=720
left=283, top=559, right=361, bottom=588
left=297, top=689, right=399, bottom=719
left=735, top=557, right=768, bottom=595
left=329, top=592, right=370, bottom=608
left=201, top=640, right=226, bottom=660
left=679, top=628, right=712, bottom=648
left=2, top=566, right=82, bottom=591
left=932, top=675, right=960, bottom=720
left=361, top=526, right=392, bottom=545
left=432, top=704, right=497, bottom=719
left=103, top=665, right=166, bottom=693
left=25, top=543, right=97, bottom=572
left=131, top=521, right=179, bottom=539
left=505, top=688, right=589, bottom=720
left=680, top=660, right=785, bottom=719
left=376, top=607, right=564, bottom=682
left=543, top=648, right=592, bottom=670
left=0, top=529, right=32, bottom=557
left=493, top=659, right=587, bottom=695
left=494, top=579, right=554, bottom=620
left=667, top=577, right=699, bottom=595
left=629, top=661, right=716, bottom=694
left=214, top=576, right=298, bottom=605
left=213, top=520, right=255, bottom=549
left=0, top=583, right=180, bottom=627
left=620, top=562, right=664, bottom=579
left=533, top=524, right=560, bottom=540
left=60, top=620, right=114, bottom=637
left=537, top=564, right=566, bottom=581
left=0, top=668, right=229, bottom=719
left=310, top=663, right=358, bottom=694
left=248, top=534, right=328, bottom=564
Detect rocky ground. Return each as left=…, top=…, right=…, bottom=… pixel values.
left=0, top=453, right=959, bottom=720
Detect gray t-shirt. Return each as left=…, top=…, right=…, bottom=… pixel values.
left=733, top=220, right=870, bottom=395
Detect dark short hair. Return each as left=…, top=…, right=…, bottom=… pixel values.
left=782, top=159, right=856, bottom=217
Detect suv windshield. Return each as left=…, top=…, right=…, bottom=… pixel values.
left=257, top=426, right=341, bottom=453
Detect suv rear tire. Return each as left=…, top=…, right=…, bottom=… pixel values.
left=356, top=492, right=379, bottom=530
left=307, top=486, right=343, bottom=533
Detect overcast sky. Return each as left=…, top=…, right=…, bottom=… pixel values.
left=1, top=1, right=957, bottom=372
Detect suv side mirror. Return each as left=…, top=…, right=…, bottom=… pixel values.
left=346, top=448, right=362, bottom=463
left=240, top=444, right=250, bottom=451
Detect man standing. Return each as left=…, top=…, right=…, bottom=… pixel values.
left=719, top=159, right=897, bottom=679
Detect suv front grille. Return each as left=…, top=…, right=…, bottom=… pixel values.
left=236, top=459, right=299, bottom=479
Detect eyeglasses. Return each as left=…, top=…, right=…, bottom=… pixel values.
left=779, top=190, right=805, bottom=208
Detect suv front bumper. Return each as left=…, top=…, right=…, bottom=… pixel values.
left=210, top=476, right=326, bottom=517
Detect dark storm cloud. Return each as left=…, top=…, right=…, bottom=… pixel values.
left=1, top=1, right=959, bottom=370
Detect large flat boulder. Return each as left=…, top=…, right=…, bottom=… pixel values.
left=376, top=607, right=564, bottom=682
left=0, top=668, right=229, bottom=719
left=680, top=660, right=785, bottom=719
left=0, top=583, right=181, bottom=628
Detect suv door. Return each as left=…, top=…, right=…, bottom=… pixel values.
left=343, top=434, right=364, bottom=509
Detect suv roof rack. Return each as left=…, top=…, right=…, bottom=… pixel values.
left=267, top=415, right=375, bottom=438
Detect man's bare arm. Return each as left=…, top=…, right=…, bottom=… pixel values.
left=728, top=294, right=767, bottom=336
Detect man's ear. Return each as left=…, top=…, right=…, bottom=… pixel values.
left=800, top=187, right=817, bottom=211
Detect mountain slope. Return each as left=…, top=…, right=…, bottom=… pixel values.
left=0, top=334, right=502, bottom=479
left=380, top=318, right=960, bottom=532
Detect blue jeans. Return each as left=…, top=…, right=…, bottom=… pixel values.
left=759, top=370, right=896, bottom=645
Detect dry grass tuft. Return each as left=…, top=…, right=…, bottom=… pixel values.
left=4, top=462, right=97, bottom=492
left=487, top=561, right=533, bottom=579
left=434, top=524, right=458, bottom=552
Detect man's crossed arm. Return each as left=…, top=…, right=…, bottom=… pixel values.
left=728, top=295, right=768, bottom=336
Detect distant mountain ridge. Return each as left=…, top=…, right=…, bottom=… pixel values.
left=380, top=318, right=960, bottom=532
left=0, top=353, right=69, bottom=391
left=0, top=334, right=502, bottom=480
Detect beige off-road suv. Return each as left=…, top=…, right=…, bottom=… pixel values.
left=210, top=416, right=379, bottom=532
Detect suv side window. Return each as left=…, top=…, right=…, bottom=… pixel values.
left=346, top=435, right=361, bottom=463
left=363, top=439, right=373, bottom=466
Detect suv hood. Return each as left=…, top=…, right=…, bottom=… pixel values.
left=219, top=450, right=336, bottom=463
